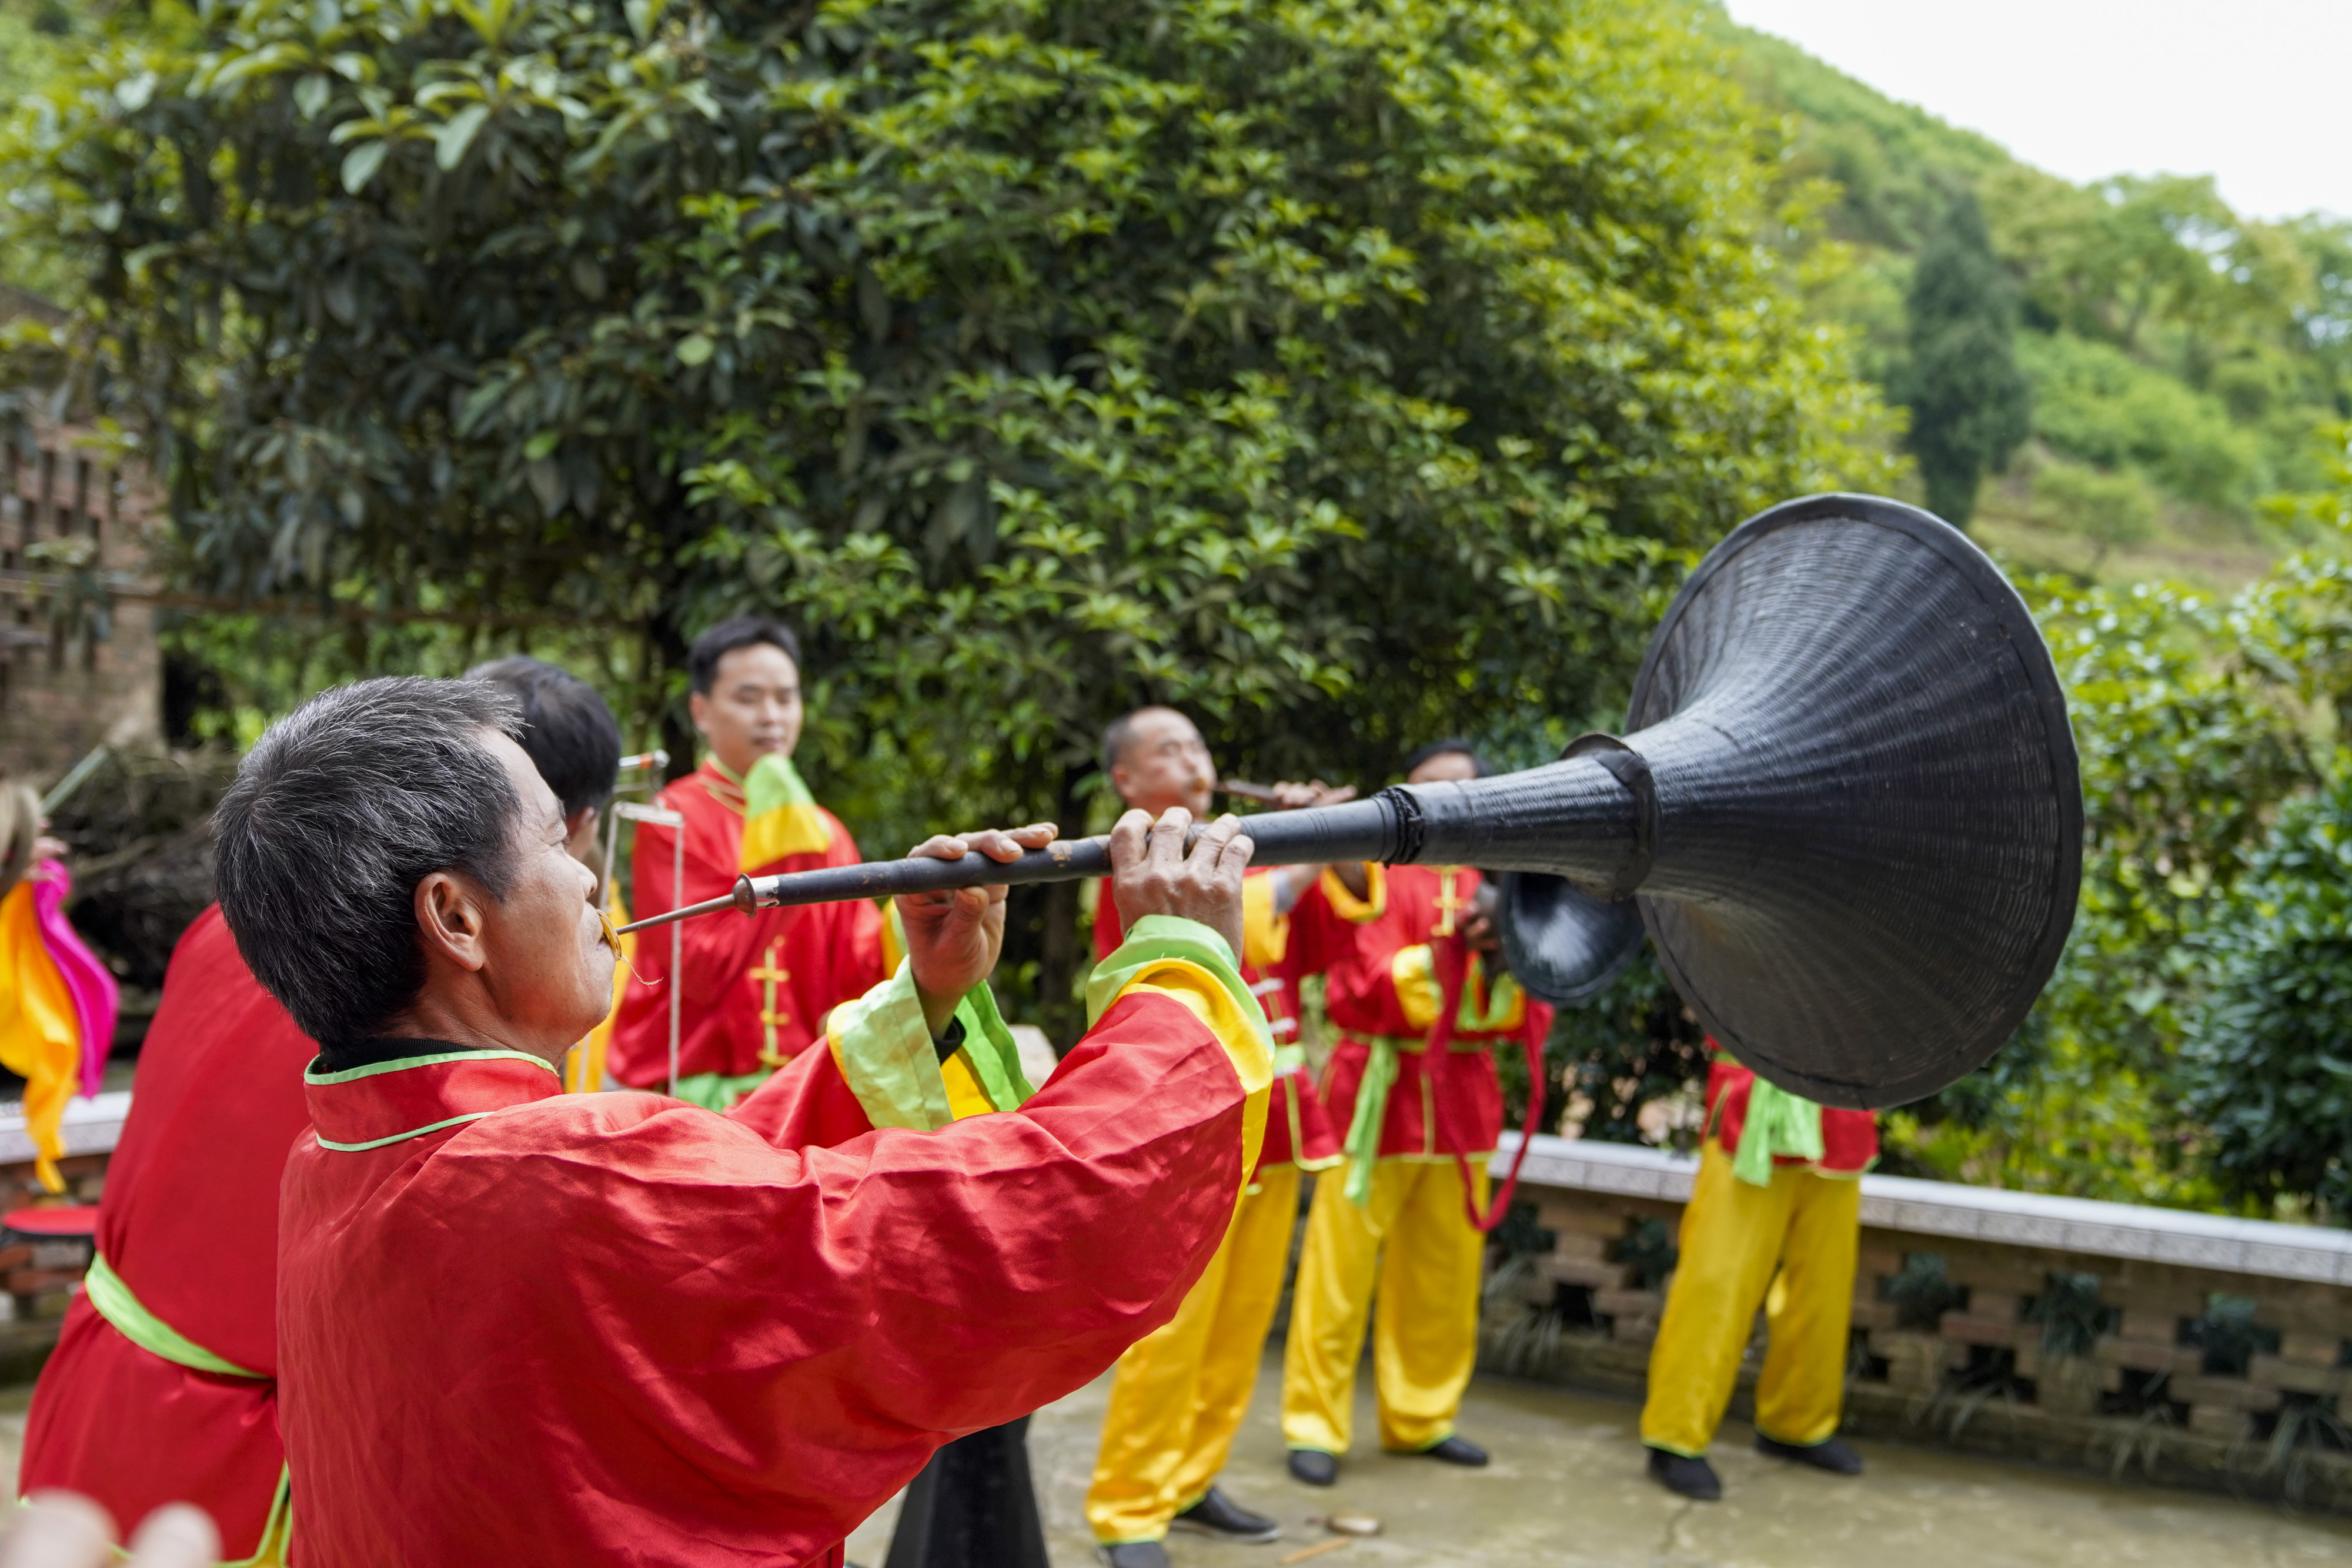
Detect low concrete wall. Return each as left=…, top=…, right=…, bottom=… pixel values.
left=1491, top=1132, right=2352, bottom=1510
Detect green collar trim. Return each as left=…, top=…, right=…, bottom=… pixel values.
left=1084, top=915, right=1265, bottom=1052
left=304, top=1048, right=560, bottom=1086
left=85, top=1252, right=263, bottom=1379
left=314, top=1109, right=505, bottom=1153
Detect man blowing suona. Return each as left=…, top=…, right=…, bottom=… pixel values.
left=213, top=677, right=1272, bottom=1567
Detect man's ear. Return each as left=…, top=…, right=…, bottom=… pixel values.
left=687, top=690, right=711, bottom=736
left=564, top=805, right=599, bottom=856
left=413, top=870, right=493, bottom=974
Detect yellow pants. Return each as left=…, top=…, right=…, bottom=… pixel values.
left=1087, top=1164, right=1302, bottom=1544
left=1640, top=1138, right=1860, bottom=1456
left=1279, top=1158, right=1486, bottom=1456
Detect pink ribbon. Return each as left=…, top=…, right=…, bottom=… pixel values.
left=32, top=862, right=116, bottom=1097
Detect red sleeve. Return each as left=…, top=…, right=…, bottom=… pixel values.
left=1282, top=876, right=1355, bottom=978
left=445, top=989, right=1254, bottom=1558
left=723, top=1030, right=884, bottom=1151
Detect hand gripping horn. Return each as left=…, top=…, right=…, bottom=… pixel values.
left=622, top=494, right=2082, bottom=1107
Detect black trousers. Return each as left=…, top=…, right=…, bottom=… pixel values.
left=881, top=1417, right=1050, bottom=1568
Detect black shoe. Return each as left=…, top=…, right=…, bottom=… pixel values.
left=1098, top=1543, right=1172, bottom=1568
left=1171, top=1486, right=1281, bottom=1543
left=1646, top=1447, right=1722, bottom=1501
left=1287, top=1449, right=1338, bottom=1487
left=1408, top=1433, right=1489, bottom=1467
left=1755, top=1433, right=1864, bottom=1475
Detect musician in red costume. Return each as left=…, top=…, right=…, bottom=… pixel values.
left=18, top=660, right=622, bottom=1564
left=213, top=677, right=1272, bottom=1567
left=1279, top=740, right=1553, bottom=1487
left=1083, top=707, right=1380, bottom=1567
left=607, top=617, right=888, bottom=1108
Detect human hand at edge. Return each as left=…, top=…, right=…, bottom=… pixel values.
left=0, top=1495, right=218, bottom=1568
left=900, top=823, right=1057, bottom=1038
left=1110, top=808, right=1252, bottom=962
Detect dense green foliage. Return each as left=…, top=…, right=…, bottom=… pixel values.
left=1, top=0, right=1895, bottom=1028
left=1884, top=458, right=2352, bottom=1205
left=2183, top=772, right=2352, bottom=1218
left=1900, top=192, right=2028, bottom=526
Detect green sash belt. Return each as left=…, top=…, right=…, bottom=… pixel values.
left=85, top=1253, right=264, bottom=1380
left=1731, top=1076, right=1825, bottom=1187
left=1341, top=1037, right=1406, bottom=1206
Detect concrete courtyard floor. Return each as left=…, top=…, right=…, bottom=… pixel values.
left=849, top=1352, right=2352, bottom=1568
left=0, top=1359, right=2347, bottom=1563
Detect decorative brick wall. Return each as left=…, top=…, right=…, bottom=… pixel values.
left=1488, top=1134, right=2352, bottom=1510
left=0, top=416, right=162, bottom=778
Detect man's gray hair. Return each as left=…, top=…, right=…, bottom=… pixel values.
left=215, top=677, right=526, bottom=1045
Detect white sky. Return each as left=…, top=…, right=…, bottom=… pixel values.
left=1720, top=0, right=2352, bottom=222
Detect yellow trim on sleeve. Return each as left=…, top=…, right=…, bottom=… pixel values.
left=1241, top=873, right=1292, bottom=969
left=1391, top=943, right=1439, bottom=1031
left=1319, top=862, right=1386, bottom=924
left=1084, top=917, right=1276, bottom=1188
left=1388, top=946, right=1523, bottom=1038
left=1122, top=968, right=1270, bottom=1182
left=940, top=1049, right=998, bottom=1121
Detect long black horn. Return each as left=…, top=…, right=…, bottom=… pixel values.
left=620, top=493, right=2081, bottom=1109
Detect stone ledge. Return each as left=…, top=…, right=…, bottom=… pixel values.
left=1501, top=1132, right=2352, bottom=1286
left=0, top=1092, right=132, bottom=1169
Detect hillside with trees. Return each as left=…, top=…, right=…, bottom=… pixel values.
left=1709, top=4, right=2352, bottom=587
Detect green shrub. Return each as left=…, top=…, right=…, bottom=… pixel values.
left=2182, top=770, right=2352, bottom=1218
left=2032, top=458, right=2156, bottom=561
left=2017, top=330, right=2264, bottom=511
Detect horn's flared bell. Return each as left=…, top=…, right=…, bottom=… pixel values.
left=1415, top=493, right=2080, bottom=1108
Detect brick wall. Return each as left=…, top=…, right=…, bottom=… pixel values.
left=0, top=416, right=162, bottom=779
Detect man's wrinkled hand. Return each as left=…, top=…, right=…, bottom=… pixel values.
left=1268, top=780, right=1357, bottom=811
left=901, top=823, right=1056, bottom=1037
left=1110, top=808, right=1252, bottom=961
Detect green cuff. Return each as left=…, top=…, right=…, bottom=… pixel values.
left=949, top=979, right=1035, bottom=1111
left=830, top=961, right=1026, bottom=1128
left=829, top=961, right=956, bottom=1130
left=1084, top=915, right=1266, bottom=1047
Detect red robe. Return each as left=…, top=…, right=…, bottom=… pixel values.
left=1091, top=865, right=1353, bottom=1174
left=1705, top=1055, right=1879, bottom=1174
left=20, top=907, right=310, bottom=1561
left=1318, top=864, right=1554, bottom=1161
left=607, top=761, right=887, bottom=1094
left=278, top=941, right=1267, bottom=1566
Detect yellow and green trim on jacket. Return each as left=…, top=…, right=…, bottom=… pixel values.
left=826, top=961, right=1035, bottom=1128
left=1085, top=915, right=1275, bottom=1193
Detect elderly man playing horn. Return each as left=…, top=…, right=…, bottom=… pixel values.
left=215, top=677, right=1271, bottom=1567
left=20, top=659, right=624, bottom=1566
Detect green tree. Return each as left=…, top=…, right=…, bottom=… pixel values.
left=3, top=0, right=1895, bottom=1030
left=1901, top=189, right=2030, bottom=526
left=2032, top=458, right=2154, bottom=569
left=2181, top=770, right=2352, bottom=1219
